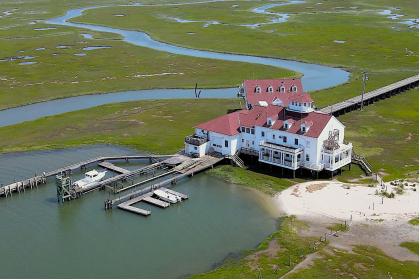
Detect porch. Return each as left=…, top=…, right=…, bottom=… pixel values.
left=259, top=141, right=303, bottom=170
left=321, top=143, right=353, bottom=171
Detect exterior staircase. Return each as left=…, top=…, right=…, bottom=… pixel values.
left=226, top=150, right=245, bottom=168
left=351, top=150, right=373, bottom=175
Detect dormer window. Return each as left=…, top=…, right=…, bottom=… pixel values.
left=256, top=86, right=261, bottom=93
left=292, top=86, right=297, bottom=92
left=268, top=120, right=272, bottom=126
left=267, top=86, right=273, bottom=93
left=279, top=86, right=285, bottom=92
left=302, top=127, right=306, bottom=133
left=284, top=123, right=288, bottom=129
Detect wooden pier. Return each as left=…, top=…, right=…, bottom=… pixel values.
left=105, top=154, right=224, bottom=214
left=0, top=154, right=175, bottom=197
left=320, top=74, right=419, bottom=116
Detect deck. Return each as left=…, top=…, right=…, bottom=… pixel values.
left=105, top=154, right=224, bottom=212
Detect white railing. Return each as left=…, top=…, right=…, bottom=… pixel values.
left=259, top=141, right=302, bottom=154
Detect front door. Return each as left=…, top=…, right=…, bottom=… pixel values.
left=246, top=140, right=250, bottom=148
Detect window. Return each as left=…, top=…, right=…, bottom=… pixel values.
left=306, top=154, right=310, bottom=161
left=302, top=127, right=306, bottom=133
left=251, top=129, right=255, bottom=135
left=273, top=134, right=275, bottom=139
left=268, top=120, right=271, bottom=126
left=252, top=141, right=254, bottom=145
left=268, top=86, right=273, bottom=92
left=242, top=139, right=244, bottom=143
left=292, top=86, right=297, bottom=92
left=261, top=131, right=265, bottom=137
left=256, top=86, right=261, bottom=93
left=280, top=86, right=285, bottom=92
left=291, top=102, right=294, bottom=105
left=241, top=127, right=245, bottom=132
left=295, top=139, right=298, bottom=145
left=194, top=147, right=198, bottom=150
left=225, top=140, right=228, bottom=148
left=283, top=136, right=287, bottom=143
left=298, top=102, right=301, bottom=106
left=284, top=124, right=288, bottom=129
left=246, top=128, right=250, bottom=133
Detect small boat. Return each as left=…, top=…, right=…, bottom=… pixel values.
left=154, top=189, right=181, bottom=204
left=72, top=169, right=107, bottom=188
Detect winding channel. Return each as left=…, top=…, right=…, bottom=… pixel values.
left=0, top=1, right=349, bottom=127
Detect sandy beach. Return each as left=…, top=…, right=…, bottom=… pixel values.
left=276, top=179, right=419, bottom=261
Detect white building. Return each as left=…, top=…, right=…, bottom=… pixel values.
left=185, top=79, right=352, bottom=177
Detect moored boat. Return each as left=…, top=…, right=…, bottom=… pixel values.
left=72, top=169, right=107, bottom=188
left=154, top=189, right=181, bottom=203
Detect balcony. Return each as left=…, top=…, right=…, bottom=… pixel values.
left=185, top=134, right=208, bottom=146
left=259, top=141, right=302, bottom=154
left=240, top=147, right=259, bottom=156
left=260, top=154, right=298, bottom=169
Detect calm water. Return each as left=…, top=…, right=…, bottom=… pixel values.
left=0, top=146, right=280, bottom=279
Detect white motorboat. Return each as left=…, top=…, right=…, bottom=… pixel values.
left=72, top=169, right=107, bottom=188
left=154, top=189, right=181, bottom=204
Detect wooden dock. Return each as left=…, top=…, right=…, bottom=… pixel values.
left=98, top=161, right=130, bottom=174
left=0, top=154, right=175, bottom=197
left=320, top=74, right=419, bottom=116
left=105, top=154, right=224, bottom=212
left=114, top=169, right=175, bottom=194
left=143, top=196, right=170, bottom=208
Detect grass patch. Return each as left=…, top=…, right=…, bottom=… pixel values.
left=327, top=223, right=349, bottom=232
left=400, top=242, right=419, bottom=256
left=207, top=165, right=296, bottom=196
left=408, top=218, right=419, bottom=226
left=285, top=245, right=419, bottom=278
left=0, top=98, right=241, bottom=154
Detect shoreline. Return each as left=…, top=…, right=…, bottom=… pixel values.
left=275, top=180, right=419, bottom=261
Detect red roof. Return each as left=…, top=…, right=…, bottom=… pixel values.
left=304, top=120, right=314, bottom=127
left=195, top=105, right=332, bottom=138
left=195, top=110, right=249, bottom=136
left=289, top=94, right=314, bottom=103
left=244, top=78, right=312, bottom=106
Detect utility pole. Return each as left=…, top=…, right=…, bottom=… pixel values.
left=360, top=73, right=368, bottom=110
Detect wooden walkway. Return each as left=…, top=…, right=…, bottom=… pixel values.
left=98, top=161, right=130, bottom=174
left=105, top=154, right=224, bottom=211
left=320, top=74, right=419, bottom=116
left=0, top=154, right=174, bottom=197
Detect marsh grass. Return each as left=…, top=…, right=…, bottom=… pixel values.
left=400, top=242, right=419, bottom=256
left=207, top=165, right=296, bottom=196
left=188, top=216, right=321, bottom=279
